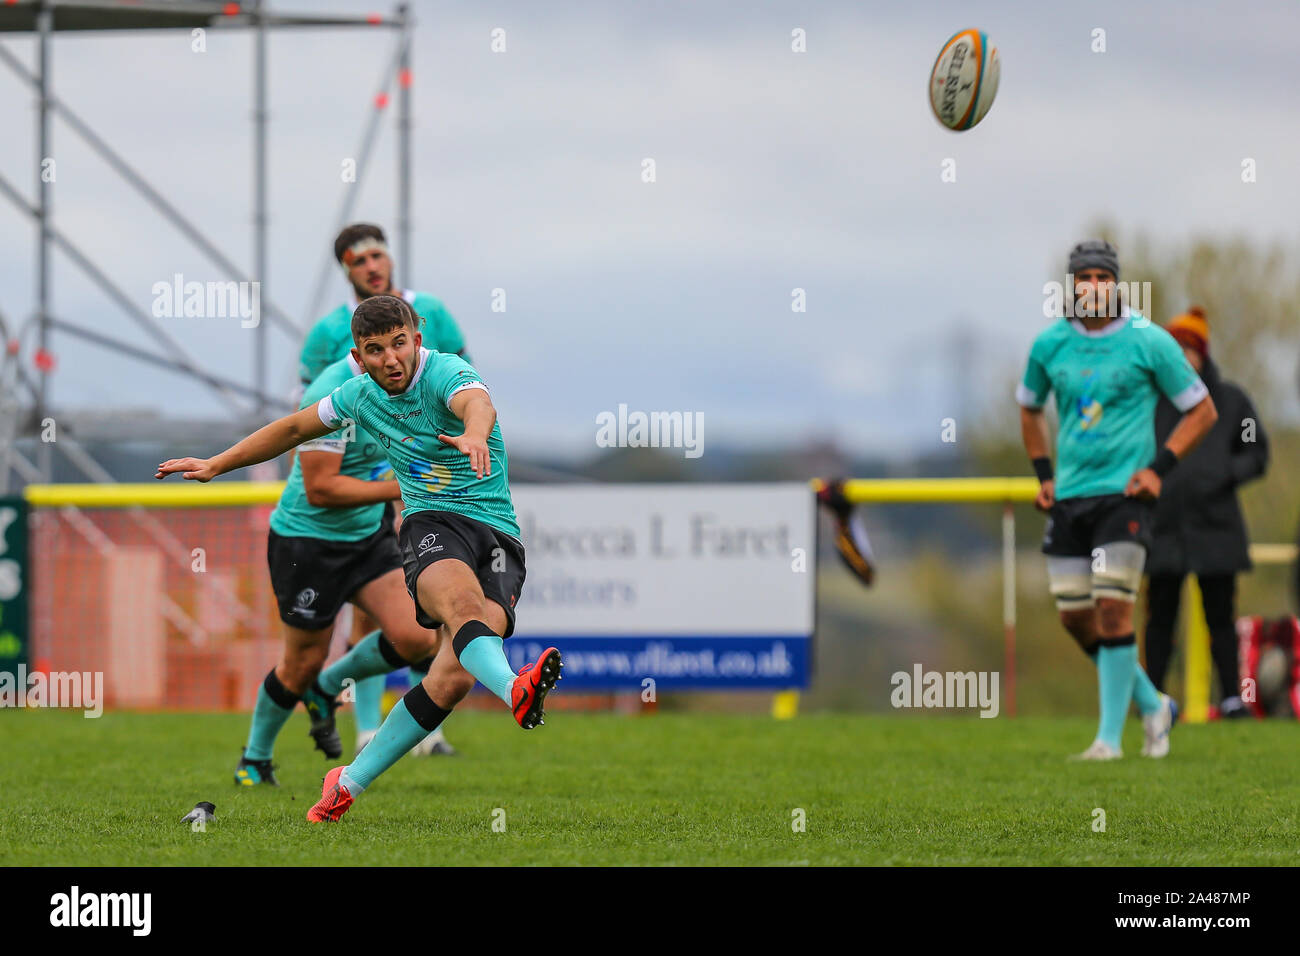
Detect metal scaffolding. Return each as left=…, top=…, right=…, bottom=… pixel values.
left=0, top=0, right=415, bottom=486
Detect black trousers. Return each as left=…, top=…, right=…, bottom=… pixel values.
left=1145, top=573, right=1239, bottom=698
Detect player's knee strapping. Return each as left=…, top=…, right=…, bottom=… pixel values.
left=1047, top=556, right=1093, bottom=612
left=1091, top=541, right=1145, bottom=603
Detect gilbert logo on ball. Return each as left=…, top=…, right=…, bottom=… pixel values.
left=929, top=29, right=1000, bottom=130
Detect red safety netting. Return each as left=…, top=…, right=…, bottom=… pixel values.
left=30, top=503, right=281, bottom=711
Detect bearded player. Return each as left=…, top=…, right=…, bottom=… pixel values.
left=1018, top=240, right=1217, bottom=760
left=158, top=295, right=560, bottom=820
left=304, top=223, right=469, bottom=756
left=299, top=223, right=467, bottom=385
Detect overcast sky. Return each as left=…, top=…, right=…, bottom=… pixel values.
left=1, top=0, right=1297, bottom=459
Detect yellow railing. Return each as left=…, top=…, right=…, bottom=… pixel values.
left=825, top=476, right=1039, bottom=503
left=24, top=481, right=286, bottom=508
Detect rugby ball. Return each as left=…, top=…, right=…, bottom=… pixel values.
left=929, top=29, right=1000, bottom=131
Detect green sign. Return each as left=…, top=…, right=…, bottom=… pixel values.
left=0, top=497, right=27, bottom=678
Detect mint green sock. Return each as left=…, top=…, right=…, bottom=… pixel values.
left=342, top=699, right=428, bottom=791
left=317, top=631, right=392, bottom=697
left=1096, top=644, right=1138, bottom=750
left=1131, top=660, right=1162, bottom=715
left=244, top=678, right=297, bottom=761
left=352, top=675, right=385, bottom=733
left=1085, top=642, right=1160, bottom=716
left=317, top=631, right=404, bottom=733
left=458, top=634, right=516, bottom=704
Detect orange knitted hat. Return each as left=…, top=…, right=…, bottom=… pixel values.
left=1166, top=307, right=1209, bottom=358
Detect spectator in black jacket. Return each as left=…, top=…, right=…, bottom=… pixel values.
left=1144, top=308, right=1270, bottom=717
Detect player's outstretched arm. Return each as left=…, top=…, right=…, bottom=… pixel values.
left=438, top=389, right=496, bottom=479
left=155, top=404, right=334, bottom=482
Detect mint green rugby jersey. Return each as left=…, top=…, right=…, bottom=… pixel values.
left=269, top=355, right=394, bottom=541
left=1017, top=309, right=1207, bottom=501
left=298, top=290, right=468, bottom=384
left=316, top=348, right=520, bottom=539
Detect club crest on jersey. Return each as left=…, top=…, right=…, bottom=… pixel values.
left=410, top=460, right=456, bottom=494
left=1076, top=369, right=1104, bottom=430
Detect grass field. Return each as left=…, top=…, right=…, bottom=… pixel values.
left=3, top=709, right=1298, bottom=866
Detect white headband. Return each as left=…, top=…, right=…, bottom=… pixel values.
left=340, top=237, right=389, bottom=275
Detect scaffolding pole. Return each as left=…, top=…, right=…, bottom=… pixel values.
left=35, top=0, right=51, bottom=479
left=253, top=0, right=269, bottom=417
left=397, top=2, right=412, bottom=284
